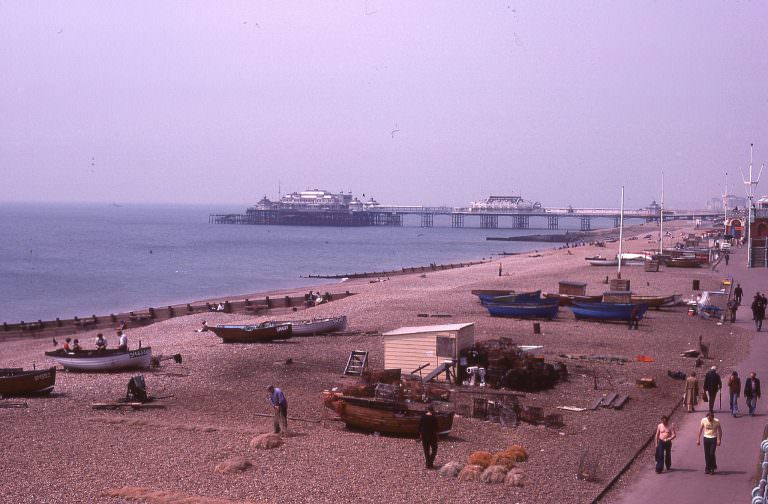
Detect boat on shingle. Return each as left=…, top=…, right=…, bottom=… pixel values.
left=0, top=367, right=56, bottom=396
left=45, top=348, right=153, bottom=371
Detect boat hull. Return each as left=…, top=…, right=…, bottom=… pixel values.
left=0, top=367, right=56, bottom=396
left=630, top=295, right=680, bottom=309
left=569, top=302, right=648, bottom=322
left=475, top=290, right=541, bottom=304
left=323, top=393, right=454, bottom=436
left=269, top=316, right=347, bottom=336
left=544, top=293, right=603, bottom=306
left=486, top=301, right=559, bottom=320
left=211, top=324, right=292, bottom=343
left=45, top=348, right=152, bottom=371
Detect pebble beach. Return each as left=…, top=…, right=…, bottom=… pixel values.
left=1, top=220, right=749, bottom=504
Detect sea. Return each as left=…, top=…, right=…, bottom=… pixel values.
left=0, top=203, right=614, bottom=323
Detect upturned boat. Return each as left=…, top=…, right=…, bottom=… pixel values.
left=45, top=348, right=152, bottom=371
left=586, top=256, right=619, bottom=266
left=630, top=294, right=681, bottom=309
left=322, top=391, right=454, bottom=436
left=485, top=300, right=560, bottom=320
left=210, top=324, right=292, bottom=343
left=664, top=257, right=701, bottom=268
left=267, top=315, right=347, bottom=336
left=569, top=302, right=648, bottom=322
left=0, top=367, right=56, bottom=396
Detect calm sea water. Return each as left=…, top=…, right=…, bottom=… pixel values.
left=0, top=203, right=611, bottom=323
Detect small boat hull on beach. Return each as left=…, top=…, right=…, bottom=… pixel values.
left=45, top=348, right=152, bottom=371
left=485, top=300, right=560, bottom=320
left=211, top=324, right=292, bottom=343
left=322, top=392, right=454, bottom=437
left=569, top=302, right=648, bottom=322
left=543, top=293, right=603, bottom=306
left=0, top=367, right=56, bottom=396
left=474, top=290, right=542, bottom=304
left=267, top=315, right=347, bottom=336
left=630, top=294, right=681, bottom=309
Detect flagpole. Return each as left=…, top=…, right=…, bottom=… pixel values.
left=618, top=186, right=624, bottom=279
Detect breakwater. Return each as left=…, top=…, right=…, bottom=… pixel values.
left=303, top=259, right=488, bottom=279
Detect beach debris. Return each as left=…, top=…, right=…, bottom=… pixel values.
left=0, top=401, right=28, bottom=409
left=457, top=464, right=484, bottom=482
left=558, top=354, right=630, bottom=364
left=577, top=450, right=599, bottom=482
left=481, top=465, right=508, bottom=484
left=91, top=402, right=165, bottom=410
left=438, top=461, right=464, bottom=478
left=214, top=457, right=252, bottom=474
left=681, top=350, right=701, bottom=358
left=667, top=370, right=687, bottom=380
left=557, top=406, right=587, bottom=412
left=250, top=433, right=283, bottom=450
left=505, top=468, right=526, bottom=487
left=634, top=355, right=654, bottom=363
left=636, top=377, right=656, bottom=388
left=468, top=451, right=493, bottom=468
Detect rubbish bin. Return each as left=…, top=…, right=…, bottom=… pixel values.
left=533, top=322, right=541, bottom=334
left=692, top=279, right=700, bottom=290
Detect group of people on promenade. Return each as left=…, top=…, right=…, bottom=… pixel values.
left=666, top=366, right=761, bottom=475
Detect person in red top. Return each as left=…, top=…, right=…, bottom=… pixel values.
left=62, top=337, right=72, bottom=352
left=654, top=415, right=677, bottom=473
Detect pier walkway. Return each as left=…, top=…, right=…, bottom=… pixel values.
left=609, top=248, right=768, bottom=504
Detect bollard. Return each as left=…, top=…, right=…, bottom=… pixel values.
left=284, top=295, right=292, bottom=307
left=168, top=306, right=174, bottom=317
left=187, top=304, right=193, bottom=313
left=265, top=296, right=272, bottom=308
left=149, top=307, right=156, bottom=318
left=693, top=279, right=700, bottom=290
left=533, top=322, right=541, bottom=334
left=224, top=301, right=231, bottom=313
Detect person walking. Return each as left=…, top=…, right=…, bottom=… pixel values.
left=753, top=293, right=765, bottom=331
left=684, top=372, right=699, bottom=413
left=727, top=371, right=741, bottom=417
left=418, top=405, right=439, bottom=469
left=744, top=372, right=762, bottom=416
left=696, top=411, right=723, bottom=475
left=724, top=252, right=730, bottom=266
left=703, top=366, right=722, bottom=414
left=734, top=284, right=743, bottom=304
left=654, top=415, right=676, bottom=473
left=726, top=299, right=737, bottom=323
left=628, top=304, right=640, bottom=330
left=267, top=385, right=288, bottom=435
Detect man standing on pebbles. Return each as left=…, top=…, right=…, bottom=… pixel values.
left=418, top=405, right=439, bottom=469
left=267, top=385, right=288, bottom=436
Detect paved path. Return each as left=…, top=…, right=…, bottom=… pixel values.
left=613, top=247, right=768, bottom=504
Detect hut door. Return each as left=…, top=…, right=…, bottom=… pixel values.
left=436, top=335, right=455, bottom=359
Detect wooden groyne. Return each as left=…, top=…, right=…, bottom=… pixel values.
left=0, top=291, right=355, bottom=342
left=303, top=259, right=489, bottom=280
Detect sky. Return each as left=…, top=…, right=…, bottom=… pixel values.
left=1, top=1, right=767, bottom=210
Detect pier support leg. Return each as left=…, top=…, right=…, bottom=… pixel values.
left=581, top=216, right=592, bottom=231
left=613, top=216, right=621, bottom=228
left=451, top=214, right=464, bottom=228
left=420, top=213, right=434, bottom=228
left=548, top=215, right=559, bottom=230
left=481, top=215, right=499, bottom=229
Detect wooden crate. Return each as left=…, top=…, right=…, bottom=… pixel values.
left=559, top=281, right=587, bottom=296
left=644, top=260, right=660, bottom=272
left=609, top=278, right=631, bottom=291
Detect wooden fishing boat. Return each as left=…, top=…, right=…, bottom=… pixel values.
left=543, top=293, right=603, bottom=306
left=486, top=292, right=548, bottom=305
left=210, top=324, right=292, bottom=343
left=569, top=302, right=648, bottom=322
left=486, top=300, right=559, bottom=320
left=0, top=367, right=56, bottom=396
left=267, top=315, right=347, bottom=336
left=322, top=392, right=454, bottom=436
left=586, top=256, right=619, bottom=266
left=45, top=348, right=152, bottom=371
left=630, top=294, right=681, bottom=309
left=474, top=290, right=541, bottom=304
left=664, top=257, right=701, bottom=268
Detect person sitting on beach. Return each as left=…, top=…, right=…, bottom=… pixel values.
left=95, top=333, right=107, bottom=351
left=62, top=337, right=72, bottom=352
left=118, top=320, right=127, bottom=331
left=197, top=320, right=209, bottom=332
left=72, top=339, right=82, bottom=352
left=117, top=330, right=128, bottom=351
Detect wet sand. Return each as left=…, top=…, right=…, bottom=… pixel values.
left=1, top=220, right=748, bottom=504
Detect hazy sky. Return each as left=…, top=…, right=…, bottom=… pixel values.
left=2, top=1, right=767, bottom=209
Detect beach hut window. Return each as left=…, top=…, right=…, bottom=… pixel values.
left=436, top=336, right=455, bottom=358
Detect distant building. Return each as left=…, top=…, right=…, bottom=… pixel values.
left=707, top=195, right=747, bottom=213
left=748, top=196, right=768, bottom=267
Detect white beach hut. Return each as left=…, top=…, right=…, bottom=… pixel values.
left=382, top=323, right=475, bottom=382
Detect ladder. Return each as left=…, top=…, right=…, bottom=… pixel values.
left=343, top=350, right=368, bottom=376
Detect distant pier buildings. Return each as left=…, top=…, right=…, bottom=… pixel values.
left=209, top=189, right=720, bottom=230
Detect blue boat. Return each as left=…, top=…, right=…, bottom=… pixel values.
left=486, top=301, right=559, bottom=320
left=569, top=302, right=649, bottom=322
left=476, top=290, right=542, bottom=304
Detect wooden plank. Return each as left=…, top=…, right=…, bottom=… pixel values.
left=91, top=402, right=166, bottom=410
left=612, top=395, right=630, bottom=409
left=602, top=393, right=619, bottom=408
left=589, top=396, right=604, bottom=410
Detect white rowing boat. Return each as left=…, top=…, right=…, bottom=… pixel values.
left=45, top=347, right=153, bottom=371
left=269, top=315, right=347, bottom=336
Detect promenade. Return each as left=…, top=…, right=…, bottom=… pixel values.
left=612, top=247, right=768, bottom=504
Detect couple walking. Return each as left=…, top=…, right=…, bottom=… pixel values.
left=653, top=412, right=724, bottom=476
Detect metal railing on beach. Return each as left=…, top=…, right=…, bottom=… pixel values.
left=752, top=428, right=768, bottom=503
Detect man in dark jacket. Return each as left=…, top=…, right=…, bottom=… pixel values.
left=703, top=366, right=722, bottom=414
left=734, top=284, right=743, bottom=304
left=418, top=405, right=439, bottom=468
left=744, top=372, right=762, bottom=416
